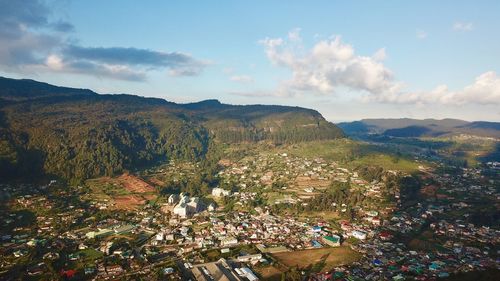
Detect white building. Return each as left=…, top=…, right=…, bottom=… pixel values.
left=155, top=232, right=164, bottom=241
left=168, top=194, right=179, bottom=205
left=187, top=197, right=200, bottom=212
left=173, top=203, right=188, bottom=218
left=212, top=188, right=231, bottom=197
left=220, top=236, right=238, bottom=247
left=172, top=194, right=203, bottom=218
left=351, top=230, right=367, bottom=240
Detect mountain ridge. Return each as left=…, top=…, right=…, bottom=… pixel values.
left=0, top=76, right=344, bottom=183
left=338, top=118, right=500, bottom=138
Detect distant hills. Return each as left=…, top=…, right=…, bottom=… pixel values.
left=0, top=76, right=343, bottom=182
left=338, top=118, right=500, bottom=138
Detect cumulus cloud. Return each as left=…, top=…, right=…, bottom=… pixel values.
left=453, top=22, right=473, bottom=31
left=260, top=29, right=500, bottom=105
left=0, top=0, right=207, bottom=81
left=371, top=71, right=500, bottom=105
left=288, top=28, right=302, bottom=42
left=259, top=30, right=403, bottom=97
left=230, top=75, right=254, bottom=83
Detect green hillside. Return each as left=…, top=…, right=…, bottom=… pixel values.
left=0, top=77, right=344, bottom=183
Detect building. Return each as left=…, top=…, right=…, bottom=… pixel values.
left=168, top=194, right=179, bottom=205
left=187, top=197, right=201, bottom=212
left=212, top=188, right=231, bottom=197
left=220, top=236, right=238, bottom=247
left=190, top=258, right=244, bottom=281
left=322, top=235, right=341, bottom=247
left=237, top=254, right=262, bottom=263
left=173, top=194, right=203, bottom=218
left=311, top=226, right=322, bottom=233
left=351, top=230, right=367, bottom=240
left=114, top=224, right=135, bottom=235
left=86, top=228, right=113, bottom=239
left=173, top=203, right=188, bottom=218
left=235, top=267, right=259, bottom=281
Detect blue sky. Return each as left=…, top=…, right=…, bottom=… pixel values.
left=1, top=0, right=499, bottom=121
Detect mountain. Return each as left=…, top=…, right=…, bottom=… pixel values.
left=338, top=118, right=500, bottom=138
left=0, top=77, right=343, bottom=183
left=0, top=76, right=97, bottom=101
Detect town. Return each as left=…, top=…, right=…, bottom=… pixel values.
left=1, top=144, right=499, bottom=280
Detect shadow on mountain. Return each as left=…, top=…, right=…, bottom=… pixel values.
left=480, top=142, right=500, bottom=163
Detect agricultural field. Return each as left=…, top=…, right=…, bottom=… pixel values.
left=84, top=173, right=157, bottom=210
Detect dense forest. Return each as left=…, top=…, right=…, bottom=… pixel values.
left=0, top=77, right=344, bottom=183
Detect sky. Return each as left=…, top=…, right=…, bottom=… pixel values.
left=1, top=0, right=499, bottom=122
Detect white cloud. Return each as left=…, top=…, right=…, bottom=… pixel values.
left=0, top=0, right=208, bottom=81
left=288, top=28, right=302, bottom=42
left=416, top=29, right=428, bottom=39
left=453, top=22, right=473, bottom=31
left=46, top=54, right=63, bottom=70
left=260, top=29, right=500, bottom=106
left=230, top=75, right=254, bottom=83
left=260, top=30, right=403, bottom=97
left=372, top=48, right=387, bottom=61
left=370, top=71, right=500, bottom=105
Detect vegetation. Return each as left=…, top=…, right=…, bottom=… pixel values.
left=0, top=77, right=344, bottom=184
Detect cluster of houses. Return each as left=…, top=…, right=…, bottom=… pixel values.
left=1, top=143, right=499, bottom=280
left=217, top=153, right=380, bottom=199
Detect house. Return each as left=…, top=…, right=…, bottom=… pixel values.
left=311, top=226, right=322, bottom=233
left=155, top=232, right=164, bottom=241
left=212, top=188, right=231, bottom=197
left=106, top=265, right=123, bottom=275
left=220, top=236, right=238, bottom=247
left=379, top=231, right=393, bottom=241
left=351, top=230, right=367, bottom=240
left=237, top=253, right=263, bottom=262
left=322, top=235, right=341, bottom=247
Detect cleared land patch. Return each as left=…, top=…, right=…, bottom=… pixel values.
left=272, top=247, right=361, bottom=270
left=85, top=173, right=157, bottom=210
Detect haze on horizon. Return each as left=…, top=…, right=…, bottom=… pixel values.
left=1, top=0, right=499, bottom=122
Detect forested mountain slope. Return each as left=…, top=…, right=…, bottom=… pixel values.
left=0, top=77, right=344, bottom=183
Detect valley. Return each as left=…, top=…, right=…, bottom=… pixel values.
left=0, top=78, right=499, bottom=280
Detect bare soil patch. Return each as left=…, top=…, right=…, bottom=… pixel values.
left=272, top=247, right=360, bottom=270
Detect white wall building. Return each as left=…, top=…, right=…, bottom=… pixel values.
left=212, top=188, right=231, bottom=197
left=351, top=230, right=367, bottom=240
